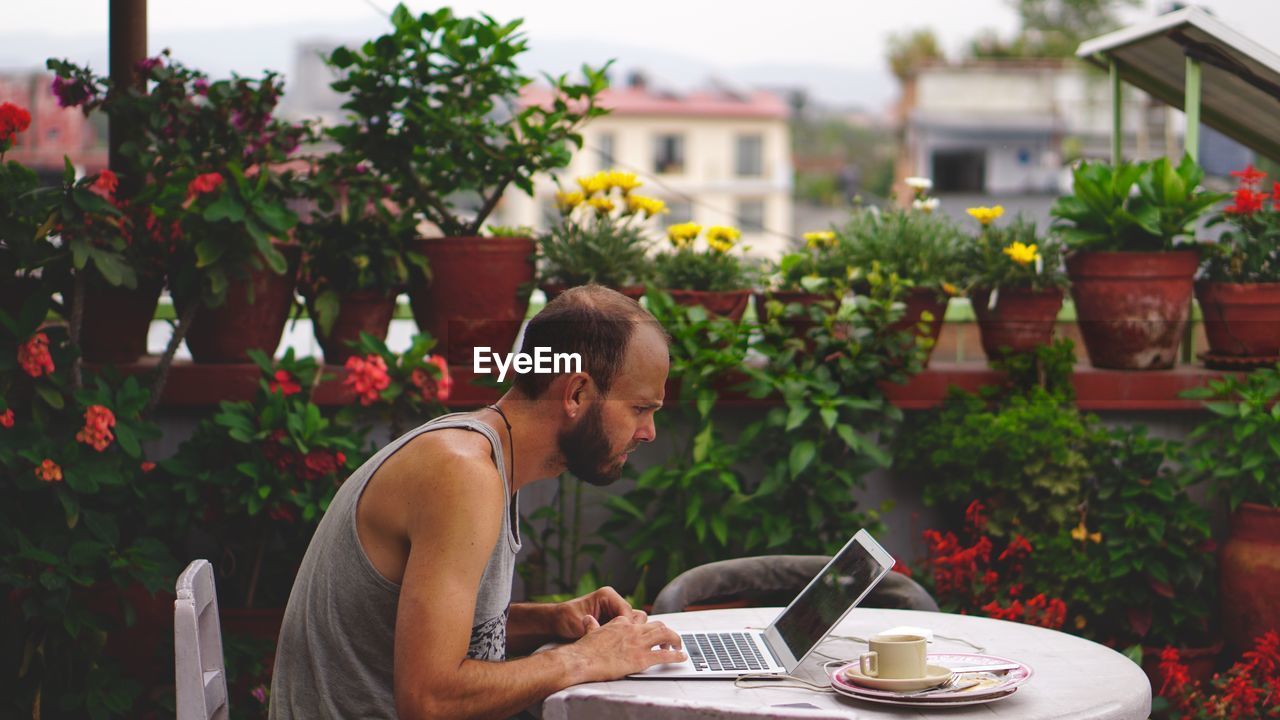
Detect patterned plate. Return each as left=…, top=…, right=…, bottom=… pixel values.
left=831, top=652, right=1033, bottom=705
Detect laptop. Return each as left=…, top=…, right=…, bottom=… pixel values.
left=630, top=529, right=896, bottom=679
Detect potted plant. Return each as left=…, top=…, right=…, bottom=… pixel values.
left=0, top=102, right=58, bottom=318
left=1196, top=164, right=1280, bottom=367
left=1182, top=366, right=1280, bottom=655
left=324, top=5, right=609, bottom=363
left=296, top=152, right=423, bottom=365
left=836, top=190, right=964, bottom=366
left=653, top=223, right=752, bottom=320
left=50, top=54, right=307, bottom=367
left=538, top=170, right=661, bottom=301
left=1050, top=155, right=1224, bottom=369
left=960, top=209, right=1069, bottom=361
left=1155, top=630, right=1280, bottom=720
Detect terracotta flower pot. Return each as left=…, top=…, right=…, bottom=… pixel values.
left=78, top=276, right=164, bottom=365
left=1066, top=250, right=1198, bottom=370
left=888, top=287, right=949, bottom=367
left=306, top=289, right=399, bottom=365
left=409, top=237, right=535, bottom=365
left=541, top=282, right=646, bottom=303
left=1220, top=502, right=1280, bottom=654
left=971, top=286, right=1065, bottom=361
left=1195, top=282, right=1280, bottom=365
left=666, top=289, right=752, bottom=321
left=181, top=244, right=301, bottom=364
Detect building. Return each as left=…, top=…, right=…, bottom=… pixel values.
left=501, top=73, right=794, bottom=259
left=0, top=71, right=106, bottom=182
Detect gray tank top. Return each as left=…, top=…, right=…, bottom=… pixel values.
left=269, top=413, right=521, bottom=719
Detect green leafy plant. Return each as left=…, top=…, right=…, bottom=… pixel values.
left=296, top=152, right=423, bottom=336
left=764, top=230, right=851, bottom=294
left=836, top=204, right=965, bottom=296
left=0, top=293, right=174, bottom=719
left=1201, top=164, right=1280, bottom=283
left=160, top=350, right=366, bottom=608
left=538, top=170, right=663, bottom=288
left=0, top=102, right=60, bottom=282
left=338, top=332, right=453, bottom=439
left=1181, top=365, right=1280, bottom=509
left=325, top=4, right=610, bottom=236
left=958, top=211, right=1068, bottom=292
left=652, top=223, right=750, bottom=292
left=1051, top=155, right=1224, bottom=252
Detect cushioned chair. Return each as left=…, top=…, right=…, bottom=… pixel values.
left=175, top=559, right=229, bottom=720
left=652, top=555, right=938, bottom=615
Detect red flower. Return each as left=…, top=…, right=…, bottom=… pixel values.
left=410, top=355, right=453, bottom=403
left=34, top=459, right=63, bottom=483
left=17, top=332, right=55, bottom=378
left=0, top=409, right=13, bottom=428
left=140, top=461, right=156, bottom=473
left=269, top=369, right=302, bottom=396
left=1225, top=187, right=1268, bottom=215
left=1231, top=164, right=1266, bottom=187
left=964, top=500, right=988, bottom=532
left=301, top=449, right=339, bottom=480
left=344, top=354, right=390, bottom=406
left=267, top=504, right=296, bottom=524
left=998, top=534, right=1033, bottom=563
left=89, top=169, right=119, bottom=199
left=185, top=172, right=224, bottom=200
left=75, top=404, right=117, bottom=451
left=0, top=102, right=32, bottom=146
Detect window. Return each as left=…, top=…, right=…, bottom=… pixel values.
left=736, top=199, right=765, bottom=232
left=735, top=134, right=763, bottom=177
left=595, top=133, right=615, bottom=170
left=654, top=133, right=685, bottom=174
left=663, top=200, right=693, bottom=227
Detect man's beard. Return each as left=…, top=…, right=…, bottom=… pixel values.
left=558, top=402, right=629, bottom=486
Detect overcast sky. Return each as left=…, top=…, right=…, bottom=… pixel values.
left=4, top=0, right=1279, bottom=109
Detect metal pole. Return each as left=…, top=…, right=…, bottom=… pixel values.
left=1110, top=58, right=1123, bottom=164
left=108, top=0, right=147, bottom=176
left=1184, top=56, right=1202, bottom=161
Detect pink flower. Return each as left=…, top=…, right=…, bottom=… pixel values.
left=134, top=56, right=163, bottom=74
left=410, top=355, right=453, bottom=402
left=18, top=332, right=55, bottom=378
left=268, top=369, right=302, bottom=396
left=75, top=404, right=116, bottom=452
left=193, top=78, right=209, bottom=95
left=35, top=459, right=63, bottom=483
left=51, top=76, right=92, bottom=108
left=251, top=685, right=268, bottom=704
left=90, top=169, right=119, bottom=199
left=343, top=355, right=390, bottom=406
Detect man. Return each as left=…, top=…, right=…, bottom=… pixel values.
left=270, top=285, right=686, bottom=720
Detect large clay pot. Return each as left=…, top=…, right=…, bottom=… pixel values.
left=410, top=237, right=535, bottom=365
left=1220, top=502, right=1280, bottom=654
left=971, top=286, right=1065, bottom=361
left=1196, top=282, right=1280, bottom=366
left=1066, top=250, right=1198, bottom=370
left=181, top=244, right=301, bottom=364
left=306, top=289, right=398, bottom=365
left=78, top=276, right=164, bottom=365
left=666, top=289, right=752, bottom=321
left=541, top=282, right=646, bottom=303
left=888, top=287, right=949, bottom=367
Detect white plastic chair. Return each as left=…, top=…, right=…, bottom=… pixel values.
left=175, top=559, right=229, bottom=720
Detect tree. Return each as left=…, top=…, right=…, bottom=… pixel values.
left=887, top=29, right=945, bottom=80
left=976, top=0, right=1142, bottom=58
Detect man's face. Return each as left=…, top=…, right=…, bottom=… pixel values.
left=558, top=324, right=668, bottom=486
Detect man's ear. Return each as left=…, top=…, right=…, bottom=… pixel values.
left=561, top=373, right=593, bottom=420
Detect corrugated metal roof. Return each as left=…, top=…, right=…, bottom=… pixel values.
left=1076, top=6, right=1280, bottom=161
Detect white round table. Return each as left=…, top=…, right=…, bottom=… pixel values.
left=540, top=607, right=1151, bottom=719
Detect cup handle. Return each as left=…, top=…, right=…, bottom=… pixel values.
left=859, top=651, right=878, bottom=678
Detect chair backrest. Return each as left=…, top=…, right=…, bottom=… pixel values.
left=175, top=559, right=229, bottom=720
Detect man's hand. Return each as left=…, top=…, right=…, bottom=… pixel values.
left=553, top=586, right=647, bottom=641
left=558, top=614, right=686, bottom=684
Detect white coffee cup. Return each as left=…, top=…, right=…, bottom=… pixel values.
left=859, top=633, right=928, bottom=679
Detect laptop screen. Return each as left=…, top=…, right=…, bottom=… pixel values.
left=771, top=536, right=889, bottom=659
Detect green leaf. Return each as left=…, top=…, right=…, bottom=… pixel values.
left=789, top=441, right=816, bottom=479
left=710, top=515, right=728, bottom=546
left=114, top=423, right=141, bottom=458
left=83, top=510, right=120, bottom=546
left=194, top=238, right=226, bottom=268
left=35, top=385, right=64, bottom=409
left=313, top=290, right=340, bottom=337
left=819, top=407, right=838, bottom=431
left=202, top=193, right=244, bottom=223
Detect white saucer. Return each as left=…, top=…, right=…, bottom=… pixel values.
left=840, top=663, right=954, bottom=691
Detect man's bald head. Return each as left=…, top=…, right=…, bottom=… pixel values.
left=512, top=285, right=669, bottom=399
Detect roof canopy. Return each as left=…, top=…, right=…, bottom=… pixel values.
left=1077, top=6, right=1280, bottom=162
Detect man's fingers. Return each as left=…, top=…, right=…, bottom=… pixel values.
left=596, top=586, right=633, bottom=619
left=582, top=615, right=600, bottom=633
left=639, top=622, right=682, bottom=649
left=629, top=609, right=648, bottom=624
left=646, top=647, right=688, bottom=666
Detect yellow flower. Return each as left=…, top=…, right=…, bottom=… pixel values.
left=1003, top=241, right=1039, bottom=266
left=587, top=197, right=615, bottom=215
left=804, top=230, right=836, bottom=249
left=667, top=222, right=701, bottom=249
left=577, top=173, right=608, bottom=196
left=555, top=190, right=584, bottom=213
left=608, top=170, right=641, bottom=194
left=706, top=226, right=741, bottom=254
left=626, top=194, right=667, bottom=218
left=1070, top=521, right=1102, bottom=544
left=353, top=255, right=370, bottom=269
left=966, top=205, right=1005, bottom=227
left=1074, top=615, right=1088, bottom=630
left=942, top=282, right=959, bottom=297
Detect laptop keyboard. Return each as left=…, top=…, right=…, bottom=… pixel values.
left=680, top=632, right=769, bottom=672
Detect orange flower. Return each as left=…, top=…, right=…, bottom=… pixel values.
left=343, top=355, right=390, bottom=406
left=35, top=459, right=63, bottom=483
left=90, top=169, right=119, bottom=199
left=185, top=172, right=224, bottom=201
left=410, top=355, right=453, bottom=402
left=17, top=332, right=55, bottom=378
left=140, top=461, right=157, bottom=473
left=75, top=404, right=117, bottom=452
